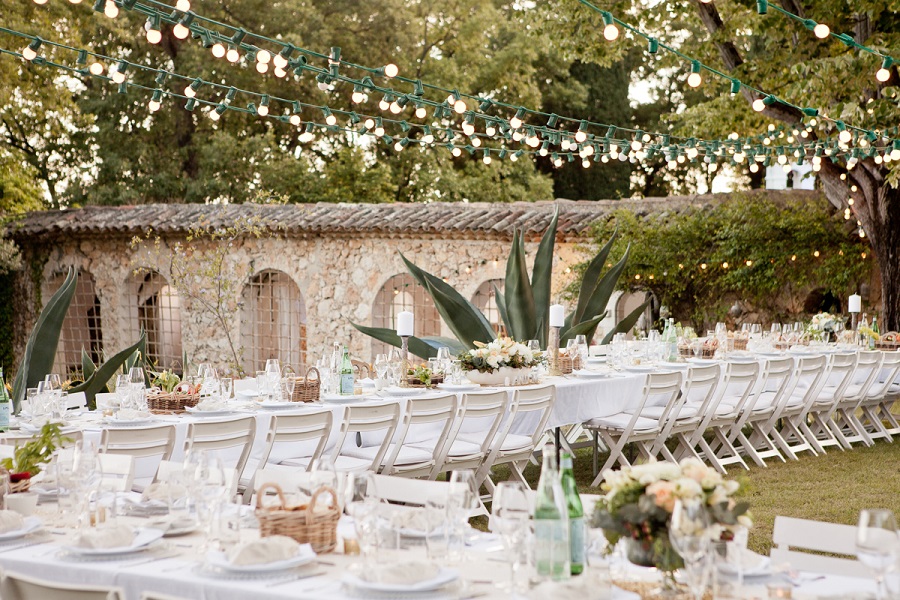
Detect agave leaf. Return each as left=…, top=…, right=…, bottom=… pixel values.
left=504, top=232, right=536, bottom=340
left=81, top=349, right=97, bottom=383
left=530, top=206, right=559, bottom=344
left=492, top=285, right=510, bottom=337
left=560, top=312, right=607, bottom=345
left=399, top=253, right=494, bottom=341
left=574, top=230, right=617, bottom=324
left=418, top=336, right=468, bottom=356
left=350, top=323, right=440, bottom=360
left=601, top=299, right=651, bottom=344
left=423, top=278, right=494, bottom=347
left=69, top=331, right=146, bottom=410
left=581, top=244, right=632, bottom=325
left=12, top=267, right=78, bottom=413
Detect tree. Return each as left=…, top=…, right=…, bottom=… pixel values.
left=534, top=1, right=900, bottom=329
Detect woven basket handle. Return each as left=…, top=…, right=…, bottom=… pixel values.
left=256, top=482, right=288, bottom=510
left=305, top=366, right=321, bottom=382
left=306, top=485, right=337, bottom=517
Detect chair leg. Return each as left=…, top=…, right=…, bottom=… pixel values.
left=861, top=405, right=893, bottom=442
left=798, top=420, right=827, bottom=455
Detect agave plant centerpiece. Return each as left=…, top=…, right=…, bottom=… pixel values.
left=352, top=206, right=649, bottom=359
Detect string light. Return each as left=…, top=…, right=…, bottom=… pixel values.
left=145, top=16, right=162, bottom=45
left=21, top=38, right=41, bottom=61
left=876, top=57, right=893, bottom=83
left=211, top=43, right=226, bottom=58
left=601, top=12, right=619, bottom=41
left=173, top=13, right=193, bottom=39
left=175, top=0, right=190, bottom=10
left=104, top=0, right=119, bottom=18
left=687, top=61, right=702, bottom=88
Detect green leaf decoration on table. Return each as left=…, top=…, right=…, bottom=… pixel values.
left=68, top=331, right=146, bottom=410
left=355, top=204, right=638, bottom=355
left=11, top=266, right=78, bottom=413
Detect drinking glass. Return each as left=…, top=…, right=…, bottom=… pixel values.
left=566, top=339, right=579, bottom=361
left=265, top=359, right=281, bottom=400
left=436, top=347, right=452, bottom=376
left=425, top=495, right=450, bottom=561
left=450, top=359, right=463, bottom=385
left=574, top=334, right=589, bottom=366
left=770, top=323, right=782, bottom=335
left=670, top=499, right=712, bottom=600
left=129, top=366, right=147, bottom=411
left=492, top=481, right=531, bottom=593
left=448, top=470, right=479, bottom=561
left=24, top=387, right=38, bottom=415
left=749, top=323, right=762, bottom=338
left=255, top=370, right=269, bottom=399
left=219, top=377, right=233, bottom=400
left=374, top=354, right=390, bottom=380
left=857, top=509, right=900, bottom=600
left=527, top=339, right=541, bottom=354
left=45, top=373, right=62, bottom=392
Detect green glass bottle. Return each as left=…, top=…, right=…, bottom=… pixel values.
left=534, top=444, right=570, bottom=581
left=0, top=368, right=9, bottom=433
left=560, top=452, right=584, bottom=575
left=339, top=346, right=354, bottom=395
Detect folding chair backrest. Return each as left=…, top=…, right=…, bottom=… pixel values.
left=867, top=351, right=900, bottom=400
left=65, top=392, right=87, bottom=411
left=183, top=416, right=256, bottom=483
left=781, top=355, right=829, bottom=415
left=644, top=371, right=685, bottom=427
left=682, top=363, right=721, bottom=412
left=823, top=352, right=858, bottom=398
left=744, top=357, right=795, bottom=413
left=510, top=385, right=556, bottom=449
left=258, top=410, right=334, bottom=469
left=99, top=425, right=176, bottom=460
left=382, top=394, right=457, bottom=473
left=716, top=361, right=761, bottom=415
left=771, top=516, right=868, bottom=577
left=332, top=402, right=400, bottom=471
left=846, top=351, right=885, bottom=401
left=94, top=392, right=117, bottom=410
left=368, top=473, right=450, bottom=506
left=0, top=570, right=123, bottom=600
left=98, top=453, right=135, bottom=493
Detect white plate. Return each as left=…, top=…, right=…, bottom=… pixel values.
left=727, top=355, right=759, bottom=363
left=63, top=527, right=164, bottom=556
left=0, top=517, right=42, bottom=541
left=148, top=517, right=199, bottom=537
left=382, top=387, right=426, bottom=397
left=754, top=351, right=785, bottom=357
left=573, top=369, right=611, bottom=379
left=686, top=358, right=719, bottom=365
left=437, top=383, right=482, bottom=392
left=343, top=567, right=459, bottom=593
left=102, top=417, right=156, bottom=427
left=258, top=400, right=302, bottom=410
left=621, top=365, right=658, bottom=373
left=184, top=407, right=236, bottom=417
left=236, top=390, right=259, bottom=399
left=321, top=394, right=368, bottom=404
left=586, top=356, right=607, bottom=364
left=657, top=362, right=691, bottom=370
left=205, top=544, right=316, bottom=573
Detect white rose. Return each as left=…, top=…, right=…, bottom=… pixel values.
left=722, top=480, right=740, bottom=494
left=700, top=472, right=723, bottom=490
left=673, top=477, right=703, bottom=499
left=708, top=485, right=728, bottom=505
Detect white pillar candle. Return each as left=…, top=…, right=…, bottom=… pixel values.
left=549, top=304, right=565, bottom=328
left=396, top=311, right=415, bottom=336
left=848, top=294, right=862, bottom=313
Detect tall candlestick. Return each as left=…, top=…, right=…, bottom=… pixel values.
left=399, top=336, right=410, bottom=388
left=548, top=326, right=562, bottom=376
left=396, top=311, right=414, bottom=337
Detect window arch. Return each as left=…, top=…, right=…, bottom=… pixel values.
left=371, top=273, right=442, bottom=360
left=240, top=270, right=306, bottom=373
left=46, top=270, right=103, bottom=377
left=472, top=279, right=505, bottom=336
left=128, top=270, right=183, bottom=370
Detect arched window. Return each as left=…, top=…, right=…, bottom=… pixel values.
left=46, top=270, right=103, bottom=377
left=241, top=270, right=306, bottom=373
left=371, top=273, right=441, bottom=360
left=472, top=279, right=505, bottom=336
left=128, top=270, right=183, bottom=370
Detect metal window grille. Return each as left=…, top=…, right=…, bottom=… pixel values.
left=47, top=271, right=103, bottom=378
left=128, top=270, right=183, bottom=371
left=240, top=270, right=306, bottom=374
left=472, top=279, right=506, bottom=336
left=371, top=273, right=442, bottom=360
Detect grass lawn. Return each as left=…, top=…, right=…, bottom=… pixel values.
left=487, top=439, right=900, bottom=555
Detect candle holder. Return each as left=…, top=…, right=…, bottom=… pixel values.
left=548, top=326, right=562, bottom=376
left=851, top=312, right=859, bottom=331
left=399, top=335, right=410, bottom=388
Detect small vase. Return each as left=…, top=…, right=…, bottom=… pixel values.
left=624, top=537, right=684, bottom=597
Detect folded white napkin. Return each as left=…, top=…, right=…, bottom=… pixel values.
left=141, top=482, right=187, bottom=503
left=390, top=507, right=430, bottom=532
left=364, top=561, right=440, bottom=585
left=226, top=535, right=300, bottom=566
left=73, top=525, right=135, bottom=549
left=195, top=398, right=227, bottom=411
left=116, top=409, right=151, bottom=421
left=528, top=571, right=613, bottom=600
left=0, top=510, right=25, bottom=533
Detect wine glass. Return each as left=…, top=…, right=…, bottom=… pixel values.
left=574, top=334, right=589, bottom=366
left=670, top=499, right=712, bottom=600
left=491, top=481, right=531, bottom=593
left=265, top=359, right=281, bottom=400
left=128, top=366, right=147, bottom=411
left=857, top=509, right=900, bottom=600
left=374, top=354, right=389, bottom=380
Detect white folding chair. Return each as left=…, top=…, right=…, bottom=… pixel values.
left=330, top=403, right=401, bottom=473
left=584, top=373, right=683, bottom=486
left=64, top=391, right=87, bottom=411
left=771, top=516, right=868, bottom=577
left=367, top=473, right=451, bottom=506
left=856, top=351, right=900, bottom=442
left=256, top=409, right=334, bottom=476
left=433, top=390, right=509, bottom=479
left=476, top=385, right=555, bottom=493
left=664, top=363, right=721, bottom=465
left=99, top=424, right=176, bottom=490
left=0, top=569, right=123, bottom=600
left=370, top=393, right=457, bottom=478
left=183, top=416, right=256, bottom=494
left=768, top=355, right=830, bottom=460
left=728, top=357, right=795, bottom=467
left=802, top=352, right=858, bottom=452
left=97, top=453, right=135, bottom=493
left=830, top=351, right=885, bottom=447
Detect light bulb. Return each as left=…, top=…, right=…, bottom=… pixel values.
left=453, top=99, right=466, bottom=114
left=389, top=102, right=402, bottom=114
left=839, top=130, right=852, bottom=144
left=777, top=154, right=787, bottom=164
left=539, top=147, right=548, bottom=157
left=325, top=114, right=337, bottom=126
left=876, top=67, right=891, bottom=82
left=462, top=123, right=475, bottom=136
left=317, top=81, right=331, bottom=91
left=104, top=1, right=119, bottom=18
left=687, top=72, right=702, bottom=88
left=582, top=145, right=594, bottom=156
left=483, top=155, right=492, bottom=165
left=709, top=163, right=718, bottom=172
left=299, top=132, right=314, bottom=143
left=752, top=99, right=766, bottom=112
left=509, top=116, right=522, bottom=129
left=485, top=125, right=497, bottom=137
left=364, top=118, right=375, bottom=129
left=383, top=63, right=399, bottom=78
left=394, top=141, right=405, bottom=152
left=510, top=153, right=518, bottom=162
left=351, top=91, right=365, bottom=104
left=575, top=130, right=587, bottom=143
left=472, top=137, right=482, bottom=147
left=184, top=86, right=196, bottom=98
left=69, top=0, right=82, bottom=4
left=749, top=163, right=759, bottom=173
left=257, top=105, right=268, bottom=116
left=226, top=48, right=240, bottom=62
left=274, top=67, right=286, bottom=78
left=209, top=110, right=220, bottom=121
left=89, top=62, right=104, bottom=75
left=554, top=158, right=563, bottom=167
left=374, top=126, right=385, bottom=137
left=173, top=23, right=189, bottom=39
left=814, top=23, right=830, bottom=38
left=256, top=62, right=268, bottom=74
left=782, top=164, right=792, bottom=173
left=147, top=29, right=162, bottom=44
left=512, top=131, right=523, bottom=141
left=379, top=99, right=390, bottom=111
left=603, top=24, right=619, bottom=41
left=175, top=0, right=190, bottom=10
left=631, top=140, right=642, bottom=151
left=33, top=0, right=49, bottom=4
left=273, top=54, right=288, bottom=69
left=112, top=71, right=126, bottom=84
left=256, top=49, right=271, bottom=64
left=561, top=139, right=571, bottom=151
left=422, top=133, right=434, bottom=144
left=22, top=47, right=37, bottom=61
left=148, top=100, right=161, bottom=112
left=526, top=136, right=539, bottom=147
left=290, top=115, right=301, bottom=126
left=891, top=149, right=900, bottom=160
left=211, top=43, right=226, bottom=58
left=451, top=147, right=462, bottom=157
left=582, top=160, right=590, bottom=168
left=415, top=107, right=426, bottom=119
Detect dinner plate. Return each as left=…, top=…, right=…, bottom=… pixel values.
left=586, top=356, right=607, bottom=364
left=148, top=517, right=199, bottom=537
left=343, top=567, right=459, bottom=593
left=572, top=369, right=612, bottom=379
left=621, top=364, right=658, bottom=373
left=101, top=417, right=156, bottom=427
left=235, top=390, right=259, bottom=400
left=321, top=394, right=368, bottom=404
left=382, top=387, right=427, bottom=397
left=63, top=527, right=165, bottom=556
left=754, top=351, right=785, bottom=357
left=686, top=358, right=718, bottom=365
left=258, top=400, right=302, bottom=410
left=727, top=355, right=759, bottom=363
left=437, top=383, right=482, bottom=392
left=0, top=517, right=42, bottom=541
left=205, top=544, right=316, bottom=573
left=184, top=406, right=237, bottom=417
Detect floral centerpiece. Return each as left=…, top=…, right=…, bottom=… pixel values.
left=591, top=458, right=751, bottom=580
left=457, top=337, right=540, bottom=385
left=806, top=312, right=843, bottom=341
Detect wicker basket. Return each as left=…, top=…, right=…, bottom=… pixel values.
left=9, top=476, right=30, bottom=494
left=876, top=332, right=899, bottom=350
left=256, top=483, right=339, bottom=554
left=146, top=387, right=199, bottom=414
left=558, top=355, right=583, bottom=374
left=284, top=367, right=321, bottom=403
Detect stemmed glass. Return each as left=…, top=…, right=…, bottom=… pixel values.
left=128, top=366, right=147, bottom=411
left=448, top=470, right=479, bottom=560
left=436, top=347, right=452, bottom=377
left=186, top=450, right=227, bottom=549
left=670, top=499, right=712, bottom=600
left=491, top=481, right=531, bottom=593
left=374, top=354, right=389, bottom=380
left=857, top=509, right=900, bottom=600
left=265, top=359, right=281, bottom=401
left=574, top=334, right=589, bottom=367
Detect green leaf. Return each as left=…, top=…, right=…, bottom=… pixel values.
left=69, top=331, right=146, bottom=410
left=574, top=230, right=617, bottom=324
left=81, top=348, right=96, bottom=382
left=418, top=336, right=468, bottom=356
left=349, top=323, right=440, bottom=360
left=504, top=232, right=537, bottom=340
left=12, top=267, right=78, bottom=413
left=493, top=284, right=510, bottom=336
left=582, top=243, right=632, bottom=324
left=530, top=205, right=559, bottom=345
left=560, top=312, right=607, bottom=345
left=601, top=299, right=650, bottom=344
